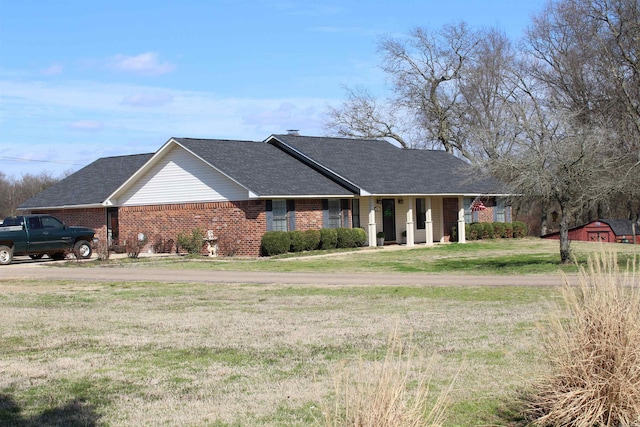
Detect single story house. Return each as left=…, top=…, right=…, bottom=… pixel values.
left=19, top=133, right=511, bottom=256
left=542, top=219, right=639, bottom=244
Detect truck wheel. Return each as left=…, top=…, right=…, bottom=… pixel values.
left=29, top=254, right=44, bottom=260
left=0, top=245, right=13, bottom=265
left=50, top=252, right=67, bottom=260
left=74, top=240, right=92, bottom=259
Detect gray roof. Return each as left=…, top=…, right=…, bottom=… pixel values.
left=268, top=134, right=505, bottom=195
left=172, top=138, right=353, bottom=196
left=19, top=153, right=153, bottom=209
left=600, top=219, right=637, bottom=236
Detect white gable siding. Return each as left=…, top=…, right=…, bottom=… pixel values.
left=117, top=146, right=249, bottom=206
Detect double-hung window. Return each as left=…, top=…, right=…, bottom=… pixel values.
left=266, top=200, right=295, bottom=231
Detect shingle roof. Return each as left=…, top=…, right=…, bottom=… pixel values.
left=268, top=134, right=506, bottom=195
left=600, top=219, right=637, bottom=236
left=172, top=138, right=353, bottom=196
left=19, top=153, right=153, bottom=209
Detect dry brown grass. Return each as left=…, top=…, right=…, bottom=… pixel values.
left=324, top=329, right=451, bottom=427
left=528, top=250, right=640, bottom=426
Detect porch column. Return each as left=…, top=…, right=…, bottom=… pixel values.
left=405, top=197, right=415, bottom=247
left=425, top=196, right=434, bottom=246
left=458, top=196, right=466, bottom=243
left=368, top=196, right=377, bottom=247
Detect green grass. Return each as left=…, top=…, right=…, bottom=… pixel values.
left=72, top=238, right=640, bottom=275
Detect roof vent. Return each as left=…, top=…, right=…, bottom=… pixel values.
left=286, top=129, right=300, bottom=136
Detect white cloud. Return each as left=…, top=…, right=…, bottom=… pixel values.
left=41, top=64, right=63, bottom=75
left=108, top=52, right=175, bottom=75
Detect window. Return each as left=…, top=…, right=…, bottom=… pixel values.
left=494, top=199, right=507, bottom=223
left=266, top=200, right=296, bottom=231
left=41, top=216, right=64, bottom=229
left=352, top=199, right=360, bottom=229
left=464, top=198, right=473, bottom=223
left=416, top=198, right=426, bottom=229
left=272, top=200, right=288, bottom=231
left=327, top=199, right=341, bottom=228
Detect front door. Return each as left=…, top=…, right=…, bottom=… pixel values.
left=107, top=207, right=119, bottom=246
left=382, top=199, right=396, bottom=241
left=442, top=198, right=459, bottom=242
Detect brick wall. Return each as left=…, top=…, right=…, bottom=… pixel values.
left=294, top=199, right=324, bottom=230
left=33, top=199, right=351, bottom=257
left=119, top=201, right=266, bottom=257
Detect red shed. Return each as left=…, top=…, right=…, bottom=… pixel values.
left=542, top=219, right=639, bottom=244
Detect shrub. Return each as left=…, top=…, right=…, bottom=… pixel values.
left=481, top=222, right=494, bottom=239
left=503, top=223, right=514, bottom=238
left=324, top=329, right=450, bottom=427
left=513, top=221, right=527, bottom=238
left=337, top=228, right=356, bottom=248
left=352, top=228, right=367, bottom=247
left=260, top=231, right=290, bottom=256
left=320, top=228, right=338, bottom=250
left=492, top=222, right=505, bottom=238
left=176, top=228, right=204, bottom=255
left=125, top=232, right=147, bottom=259
left=289, top=230, right=307, bottom=253
left=95, top=238, right=110, bottom=261
left=303, top=229, right=321, bottom=251
left=527, top=251, right=640, bottom=426
left=467, top=223, right=481, bottom=240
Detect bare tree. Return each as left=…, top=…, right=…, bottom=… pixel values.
left=0, top=172, right=66, bottom=219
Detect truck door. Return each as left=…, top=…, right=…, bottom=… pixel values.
left=27, top=216, right=72, bottom=252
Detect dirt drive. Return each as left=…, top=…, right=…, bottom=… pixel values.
left=0, top=256, right=570, bottom=287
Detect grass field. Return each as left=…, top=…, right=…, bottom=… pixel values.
left=1, top=240, right=638, bottom=426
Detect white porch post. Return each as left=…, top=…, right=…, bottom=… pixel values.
left=368, top=196, right=377, bottom=247
left=458, top=196, right=466, bottom=243
left=405, top=197, right=415, bottom=246
left=425, top=196, right=434, bottom=246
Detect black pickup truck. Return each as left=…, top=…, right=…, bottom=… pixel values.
left=0, top=214, right=97, bottom=265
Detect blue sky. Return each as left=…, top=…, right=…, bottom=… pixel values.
left=0, top=0, right=545, bottom=177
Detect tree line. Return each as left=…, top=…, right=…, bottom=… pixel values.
left=325, top=0, right=640, bottom=263
left=0, top=171, right=65, bottom=219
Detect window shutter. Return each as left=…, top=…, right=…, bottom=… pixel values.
left=265, top=200, right=273, bottom=231
left=287, top=200, right=296, bottom=231
left=322, top=199, right=329, bottom=228
left=506, top=205, right=512, bottom=223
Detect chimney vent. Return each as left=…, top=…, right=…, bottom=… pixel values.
left=286, top=129, right=300, bottom=136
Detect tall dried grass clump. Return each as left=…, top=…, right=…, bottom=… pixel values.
left=325, top=331, right=451, bottom=427
left=528, top=250, right=640, bottom=426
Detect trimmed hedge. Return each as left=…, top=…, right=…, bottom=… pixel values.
left=289, top=230, right=307, bottom=253
left=453, top=222, right=529, bottom=241
left=320, top=228, right=338, bottom=250
left=261, top=228, right=366, bottom=256
left=303, top=229, right=321, bottom=251
left=261, top=231, right=290, bottom=256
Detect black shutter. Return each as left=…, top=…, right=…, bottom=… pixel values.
left=322, top=199, right=329, bottom=228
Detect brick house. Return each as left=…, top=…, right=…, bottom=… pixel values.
left=19, top=134, right=512, bottom=256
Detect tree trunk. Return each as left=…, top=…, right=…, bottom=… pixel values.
left=559, top=210, right=571, bottom=264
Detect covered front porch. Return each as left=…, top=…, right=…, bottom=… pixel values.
left=356, top=196, right=469, bottom=247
